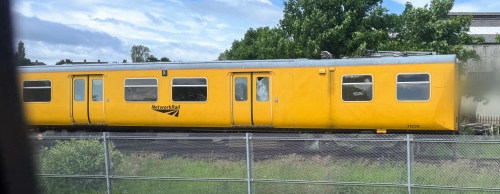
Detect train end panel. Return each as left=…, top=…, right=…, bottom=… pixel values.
left=329, top=60, right=458, bottom=134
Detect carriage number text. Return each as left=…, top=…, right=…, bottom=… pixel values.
left=407, top=125, right=420, bottom=128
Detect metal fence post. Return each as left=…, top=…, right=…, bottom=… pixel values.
left=245, top=133, right=253, bottom=194
left=406, top=134, right=412, bottom=194
left=103, top=132, right=112, bottom=194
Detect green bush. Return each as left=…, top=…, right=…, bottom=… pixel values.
left=40, top=139, right=123, bottom=194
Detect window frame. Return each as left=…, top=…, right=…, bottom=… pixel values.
left=23, top=80, right=52, bottom=103
left=171, top=77, right=208, bottom=102
left=124, top=78, right=159, bottom=102
left=395, top=73, right=431, bottom=102
left=341, top=74, right=374, bottom=103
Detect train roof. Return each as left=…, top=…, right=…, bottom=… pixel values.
left=17, top=54, right=457, bottom=73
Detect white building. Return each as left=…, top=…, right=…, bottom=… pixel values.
left=449, top=12, right=500, bottom=123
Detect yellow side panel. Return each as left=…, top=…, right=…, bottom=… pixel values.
left=19, top=72, right=73, bottom=126
left=103, top=69, right=232, bottom=127
left=271, top=68, right=330, bottom=128
left=331, top=62, right=456, bottom=131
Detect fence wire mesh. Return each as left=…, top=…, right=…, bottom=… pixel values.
left=29, top=132, right=500, bottom=194
left=412, top=135, right=500, bottom=193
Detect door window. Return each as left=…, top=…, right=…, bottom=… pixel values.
left=235, top=77, right=248, bottom=101
left=92, top=79, right=103, bottom=101
left=256, top=77, right=269, bottom=101
left=74, top=79, right=85, bottom=101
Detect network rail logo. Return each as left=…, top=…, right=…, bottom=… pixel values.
left=152, top=105, right=180, bottom=117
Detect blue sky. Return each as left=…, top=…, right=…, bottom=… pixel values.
left=10, top=0, right=500, bottom=65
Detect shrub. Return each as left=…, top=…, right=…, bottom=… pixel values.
left=40, top=139, right=123, bottom=194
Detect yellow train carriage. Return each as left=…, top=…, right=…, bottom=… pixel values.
left=17, top=54, right=459, bottom=134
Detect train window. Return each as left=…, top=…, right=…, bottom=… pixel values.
left=124, top=78, right=158, bottom=102
left=92, top=80, right=103, bottom=102
left=396, top=73, right=430, bottom=101
left=256, top=77, right=269, bottom=101
left=23, top=80, right=51, bottom=102
left=342, top=75, right=373, bottom=101
left=235, top=77, right=247, bottom=101
left=74, top=80, right=85, bottom=101
left=172, top=78, right=207, bottom=102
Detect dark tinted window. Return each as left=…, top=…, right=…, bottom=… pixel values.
left=396, top=74, right=430, bottom=101
left=173, top=78, right=207, bottom=85
left=23, top=80, right=51, bottom=102
left=235, top=77, right=247, bottom=101
left=397, top=84, right=430, bottom=101
left=125, top=79, right=157, bottom=86
left=125, top=78, right=158, bottom=101
left=342, top=75, right=372, bottom=83
left=172, top=78, right=207, bottom=102
left=397, top=74, right=429, bottom=82
left=342, top=75, right=373, bottom=102
left=23, top=80, right=51, bottom=87
left=125, top=87, right=158, bottom=101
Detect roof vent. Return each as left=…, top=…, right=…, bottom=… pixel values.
left=320, top=51, right=333, bottom=59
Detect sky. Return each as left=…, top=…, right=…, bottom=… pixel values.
left=10, top=0, right=500, bottom=65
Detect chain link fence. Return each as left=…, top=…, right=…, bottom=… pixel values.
left=29, top=132, right=500, bottom=194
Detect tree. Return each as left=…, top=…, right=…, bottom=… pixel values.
left=279, top=0, right=385, bottom=59
left=55, top=59, right=73, bottom=65
left=130, top=45, right=150, bottom=62
left=221, top=27, right=296, bottom=60
left=217, top=51, right=228, bottom=61
left=375, top=0, right=484, bottom=101
left=41, top=139, right=123, bottom=194
left=15, top=41, right=32, bottom=66
left=496, top=34, right=500, bottom=43
left=122, top=59, right=127, bottom=63
left=221, top=0, right=395, bottom=60
left=380, top=0, right=483, bottom=67
left=146, top=55, right=159, bottom=62
left=160, top=57, right=171, bottom=62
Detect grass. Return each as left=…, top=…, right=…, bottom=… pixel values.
left=36, top=138, right=500, bottom=194
left=413, top=159, right=500, bottom=188
left=105, top=152, right=500, bottom=194
left=415, top=142, right=500, bottom=158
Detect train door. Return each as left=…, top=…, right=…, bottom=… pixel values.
left=232, top=72, right=272, bottom=127
left=71, top=75, right=106, bottom=125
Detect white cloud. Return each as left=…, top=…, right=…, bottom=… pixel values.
left=20, top=40, right=128, bottom=65
left=391, top=0, right=431, bottom=8
left=10, top=0, right=283, bottom=64
left=253, top=0, right=273, bottom=5
left=451, top=3, right=481, bottom=12
left=451, top=0, right=500, bottom=12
